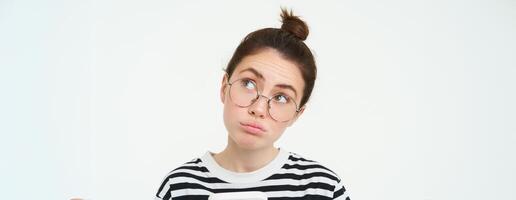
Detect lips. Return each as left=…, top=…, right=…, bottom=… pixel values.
left=240, top=122, right=266, bottom=135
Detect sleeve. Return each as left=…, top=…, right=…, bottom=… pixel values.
left=154, top=172, right=173, bottom=200
left=333, top=179, right=351, bottom=200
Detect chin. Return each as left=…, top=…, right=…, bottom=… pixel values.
left=230, top=131, right=265, bottom=150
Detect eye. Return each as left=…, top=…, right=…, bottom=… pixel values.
left=240, top=78, right=256, bottom=90
left=273, top=93, right=291, bottom=104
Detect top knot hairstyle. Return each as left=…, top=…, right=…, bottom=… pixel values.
left=224, top=8, right=317, bottom=108
left=280, top=9, right=309, bottom=41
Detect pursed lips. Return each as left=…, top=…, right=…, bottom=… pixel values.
left=240, top=122, right=266, bottom=134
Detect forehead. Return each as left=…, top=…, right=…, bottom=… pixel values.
left=233, top=49, right=305, bottom=93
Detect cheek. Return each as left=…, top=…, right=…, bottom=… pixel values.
left=222, top=103, right=233, bottom=130
left=268, top=124, right=288, bottom=140
left=223, top=102, right=243, bottom=130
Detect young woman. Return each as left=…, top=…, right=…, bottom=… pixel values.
left=155, top=8, right=351, bottom=200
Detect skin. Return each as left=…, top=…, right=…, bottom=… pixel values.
left=213, top=48, right=307, bottom=173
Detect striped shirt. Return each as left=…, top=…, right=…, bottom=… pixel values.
left=155, top=148, right=350, bottom=200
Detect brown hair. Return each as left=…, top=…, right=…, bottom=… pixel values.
left=224, top=8, right=317, bottom=108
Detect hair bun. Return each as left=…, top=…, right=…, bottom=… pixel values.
left=280, top=8, right=309, bottom=41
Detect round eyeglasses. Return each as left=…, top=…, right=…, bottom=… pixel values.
left=225, top=77, right=301, bottom=122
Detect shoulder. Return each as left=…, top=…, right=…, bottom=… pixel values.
left=158, top=157, right=210, bottom=183
left=283, top=151, right=351, bottom=200
left=284, top=151, right=341, bottom=180
left=154, top=157, right=212, bottom=199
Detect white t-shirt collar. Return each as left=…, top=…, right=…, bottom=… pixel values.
left=201, top=147, right=289, bottom=183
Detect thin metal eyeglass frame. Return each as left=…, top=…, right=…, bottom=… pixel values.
left=225, top=77, right=301, bottom=122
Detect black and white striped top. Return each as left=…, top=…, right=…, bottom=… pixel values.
left=155, top=148, right=350, bottom=200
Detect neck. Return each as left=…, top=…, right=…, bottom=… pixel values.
left=213, top=137, right=280, bottom=173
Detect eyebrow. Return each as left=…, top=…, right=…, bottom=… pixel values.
left=238, top=67, right=298, bottom=98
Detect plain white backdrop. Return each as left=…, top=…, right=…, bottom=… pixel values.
left=1, top=0, right=515, bottom=199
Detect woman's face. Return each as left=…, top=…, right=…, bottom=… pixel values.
left=220, top=48, right=306, bottom=151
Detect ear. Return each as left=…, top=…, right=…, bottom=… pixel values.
left=220, top=74, right=229, bottom=103
left=287, top=105, right=306, bottom=127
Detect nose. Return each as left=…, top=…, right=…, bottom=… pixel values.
left=248, top=94, right=269, bottom=119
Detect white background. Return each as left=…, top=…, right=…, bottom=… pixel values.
left=1, top=0, right=515, bottom=200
